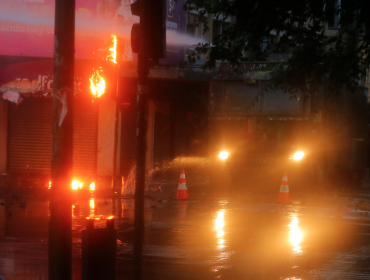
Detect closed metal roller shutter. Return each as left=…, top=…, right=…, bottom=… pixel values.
left=120, top=95, right=136, bottom=177
left=8, top=98, right=98, bottom=177
left=8, top=98, right=52, bottom=174
left=73, top=100, right=98, bottom=176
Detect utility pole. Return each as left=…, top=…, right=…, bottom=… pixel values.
left=113, top=61, right=123, bottom=195
left=49, top=0, right=75, bottom=279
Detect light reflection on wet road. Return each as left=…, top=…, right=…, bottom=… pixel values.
left=1, top=196, right=370, bottom=280
left=289, top=214, right=303, bottom=254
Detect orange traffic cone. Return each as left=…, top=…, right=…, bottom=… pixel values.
left=177, top=170, right=189, bottom=199
left=278, top=172, right=290, bottom=203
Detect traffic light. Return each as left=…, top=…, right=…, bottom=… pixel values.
left=130, top=0, right=166, bottom=60
left=131, top=0, right=140, bottom=16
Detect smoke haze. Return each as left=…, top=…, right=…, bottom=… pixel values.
left=0, top=12, right=204, bottom=46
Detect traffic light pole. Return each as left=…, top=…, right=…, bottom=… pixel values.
left=133, top=1, right=150, bottom=279
left=49, top=0, right=75, bottom=279
left=131, top=0, right=165, bottom=277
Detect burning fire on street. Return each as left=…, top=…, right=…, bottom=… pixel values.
left=90, top=182, right=95, bottom=191
left=48, top=180, right=96, bottom=191
left=72, top=180, right=84, bottom=190
left=89, top=68, right=105, bottom=98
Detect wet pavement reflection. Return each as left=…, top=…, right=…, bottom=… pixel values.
left=1, top=195, right=370, bottom=280
left=289, top=214, right=303, bottom=254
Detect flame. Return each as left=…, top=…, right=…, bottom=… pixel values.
left=89, top=68, right=105, bottom=98
left=90, top=182, right=95, bottom=191
left=106, top=34, right=117, bottom=64
left=72, top=180, right=84, bottom=190
left=49, top=180, right=86, bottom=190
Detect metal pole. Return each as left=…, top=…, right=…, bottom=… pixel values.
left=133, top=0, right=150, bottom=278
left=113, top=63, right=122, bottom=194
left=112, top=95, right=120, bottom=193
left=49, top=0, right=75, bottom=279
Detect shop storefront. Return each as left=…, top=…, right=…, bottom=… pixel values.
left=0, top=58, right=117, bottom=181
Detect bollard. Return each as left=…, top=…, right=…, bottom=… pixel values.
left=81, top=218, right=117, bottom=280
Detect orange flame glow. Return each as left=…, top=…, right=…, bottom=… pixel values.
left=49, top=180, right=85, bottom=190
left=90, top=68, right=105, bottom=98
left=106, top=34, right=117, bottom=64
left=89, top=198, right=95, bottom=217
left=72, top=180, right=84, bottom=190
left=90, top=182, right=95, bottom=191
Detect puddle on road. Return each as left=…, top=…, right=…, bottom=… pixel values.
left=1, top=197, right=370, bottom=280
left=289, top=213, right=303, bottom=254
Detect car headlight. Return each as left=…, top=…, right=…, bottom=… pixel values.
left=219, top=151, right=229, bottom=160
left=293, top=151, right=305, bottom=161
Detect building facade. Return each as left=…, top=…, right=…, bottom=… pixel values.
left=1, top=0, right=368, bottom=193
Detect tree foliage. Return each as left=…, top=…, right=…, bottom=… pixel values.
left=183, top=0, right=370, bottom=95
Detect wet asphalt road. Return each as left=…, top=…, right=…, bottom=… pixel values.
left=1, top=194, right=370, bottom=280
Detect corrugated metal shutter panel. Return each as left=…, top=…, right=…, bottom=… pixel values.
left=73, top=100, right=98, bottom=176
left=8, top=98, right=98, bottom=176
left=120, top=96, right=136, bottom=177
left=8, top=98, right=52, bottom=174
